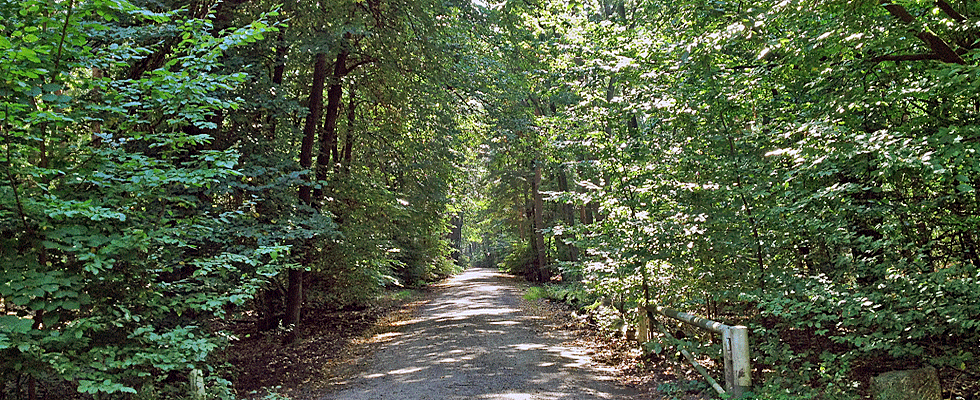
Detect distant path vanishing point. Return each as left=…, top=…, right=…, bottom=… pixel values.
left=321, top=266, right=642, bottom=400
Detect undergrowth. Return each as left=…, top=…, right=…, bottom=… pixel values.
left=522, top=282, right=596, bottom=309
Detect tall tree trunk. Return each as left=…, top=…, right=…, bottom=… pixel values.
left=580, top=204, right=593, bottom=226
left=256, top=33, right=289, bottom=332
left=283, top=267, right=303, bottom=344
left=268, top=31, right=288, bottom=141
left=725, top=132, right=766, bottom=290
left=299, top=53, right=327, bottom=205
left=604, top=76, right=617, bottom=136
left=314, top=50, right=349, bottom=199
left=342, top=86, right=356, bottom=173
left=556, top=167, right=578, bottom=263
left=451, top=212, right=463, bottom=264
left=286, top=52, right=328, bottom=344
left=28, top=376, right=36, bottom=400
left=531, top=162, right=549, bottom=282
left=519, top=189, right=528, bottom=241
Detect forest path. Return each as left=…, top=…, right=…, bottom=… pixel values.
left=321, top=266, right=643, bottom=400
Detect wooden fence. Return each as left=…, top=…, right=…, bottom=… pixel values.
left=638, top=304, right=752, bottom=398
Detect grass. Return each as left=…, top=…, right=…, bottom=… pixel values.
left=523, top=283, right=595, bottom=308
left=389, top=289, right=417, bottom=301
left=523, top=286, right=548, bottom=301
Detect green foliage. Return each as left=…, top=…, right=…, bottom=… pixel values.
left=657, top=379, right=708, bottom=398
left=0, top=0, right=283, bottom=396
left=522, top=286, right=547, bottom=302
left=523, top=282, right=594, bottom=307
left=247, top=386, right=291, bottom=400
left=466, top=0, right=980, bottom=397
left=500, top=241, right=535, bottom=276
left=5, top=0, right=977, bottom=397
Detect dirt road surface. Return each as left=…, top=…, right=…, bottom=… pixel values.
left=321, top=266, right=642, bottom=400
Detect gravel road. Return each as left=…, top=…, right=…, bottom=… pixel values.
left=322, top=266, right=641, bottom=400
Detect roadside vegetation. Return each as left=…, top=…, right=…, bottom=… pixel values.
left=3, top=0, right=979, bottom=399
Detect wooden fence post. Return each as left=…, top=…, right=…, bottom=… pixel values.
left=722, top=326, right=751, bottom=398
left=646, top=304, right=752, bottom=398
left=190, top=369, right=205, bottom=400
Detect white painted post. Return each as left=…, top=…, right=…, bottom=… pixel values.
left=189, top=368, right=205, bottom=400
left=646, top=304, right=752, bottom=398
left=722, top=326, right=751, bottom=398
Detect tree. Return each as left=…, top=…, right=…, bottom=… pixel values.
left=468, top=0, right=980, bottom=397
left=0, top=0, right=280, bottom=396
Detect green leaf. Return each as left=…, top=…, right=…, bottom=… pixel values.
left=17, top=47, right=40, bottom=63
left=0, top=315, right=34, bottom=334
left=42, top=312, right=60, bottom=327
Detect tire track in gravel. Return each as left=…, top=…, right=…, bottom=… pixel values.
left=321, top=266, right=642, bottom=400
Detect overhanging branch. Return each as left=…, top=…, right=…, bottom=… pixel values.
left=879, top=1, right=966, bottom=64
left=868, top=53, right=942, bottom=63
left=936, top=0, right=966, bottom=22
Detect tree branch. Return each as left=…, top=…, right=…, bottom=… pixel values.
left=724, top=63, right=776, bottom=71
left=935, top=0, right=966, bottom=22
left=868, top=53, right=942, bottom=63
left=880, top=1, right=915, bottom=23
left=342, top=57, right=378, bottom=75
left=879, top=1, right=966, bottom=64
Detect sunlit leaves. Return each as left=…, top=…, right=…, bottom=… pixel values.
left=474, top=0, right=980, bottom=396
left=0, top=0, right=285, bottom=396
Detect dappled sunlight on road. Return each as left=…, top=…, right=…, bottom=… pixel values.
left=322, top=267, right=639, bottom=400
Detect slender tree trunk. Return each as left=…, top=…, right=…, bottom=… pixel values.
left=725, top=133, right=766, bottom=290
left=556, top=167, right=578, bottom=263
left=314, top=50, right=349, bottom=199
left=283, top=267, right=304, bottom=343
left=342, top=86, right=356, bottom=173
left=604, top=76, right=617, bottom=136
left=451, top=212, right=463, bottom=264
left=531, top=162, right=548, bottom=282
left=286, top=52, right=328, bottom=344
left=580, top=205, right=593, bottom=225
left=257, top=286, right=281, bottom=331
left=298, top=53, right=327, bottom=205
left=255, top=33, right=289, bottom=331
left=90, top=67, right=103, bottom=145
left=519, top=188, right=528, bottom=241
left=575, top=155, right=596, bottom=227
left=268, top=32, right=288, bottom=141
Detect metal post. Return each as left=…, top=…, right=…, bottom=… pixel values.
left=722, top=326, right=751, bottom=398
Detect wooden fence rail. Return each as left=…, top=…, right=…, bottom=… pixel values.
left=639, top=304, right=752, bottom=398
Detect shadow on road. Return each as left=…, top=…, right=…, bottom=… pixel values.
left=322, top=267, right=639, bottom=400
